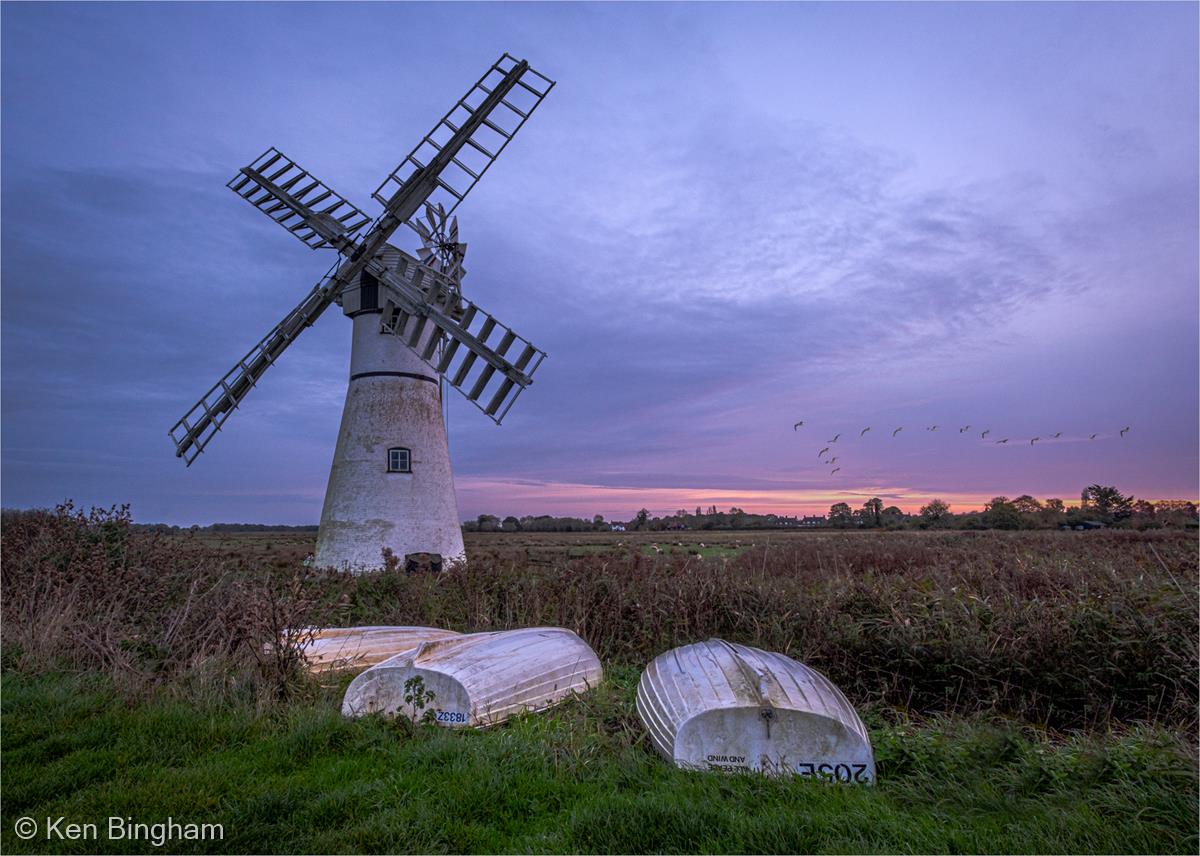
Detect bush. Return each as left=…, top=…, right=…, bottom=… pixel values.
left=0, top=502, right=337, bottom=701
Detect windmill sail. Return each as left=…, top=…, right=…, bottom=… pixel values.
left=227, top=149, right=372, bottom=250
left=169, top=267, right=340, bottom=464
left=372, top=53, right=554, bottom=236
left=368, top=250, right=545, bottom=423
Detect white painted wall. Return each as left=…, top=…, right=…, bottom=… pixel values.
left=315, top=308, right=465, bottom=572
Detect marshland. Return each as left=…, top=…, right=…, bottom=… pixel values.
left=2, top=504, right=1195, bottom=853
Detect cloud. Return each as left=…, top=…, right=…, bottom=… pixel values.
left=446, top=111, right=1094, bottom=485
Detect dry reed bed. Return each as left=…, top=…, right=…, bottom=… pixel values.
left=340, top=531, right=1199, bottom=730
left=2, top=505, right=1195, bottom=730
left=0, top=504, right=319, bottom=697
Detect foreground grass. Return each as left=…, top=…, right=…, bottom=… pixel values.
left=2, top=669, right=1195, bottom=854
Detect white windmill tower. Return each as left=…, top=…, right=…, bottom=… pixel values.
left=169, top=54, right=554, bottom=571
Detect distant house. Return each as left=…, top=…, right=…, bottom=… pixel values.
left=1059, top=520, right=1106, bottom=531
left=610, top=523, right=626, bottom=532
left=799, top=515, right=826, bottom=527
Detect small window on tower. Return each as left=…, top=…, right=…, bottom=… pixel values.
left=387, top=447, right=411, bottom=473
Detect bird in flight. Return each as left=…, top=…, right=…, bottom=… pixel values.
left=892, top=427, right=903, bottom=437
left=981, top=429, right=991, bottom=439
left=1120, top=426, right=1131, bottom=437
left=829, top=433, right=841, bottom=443
left=959, top=425, right=970, bottom=433
left=1051, top=432, right=1062, bottom=439
left=1089, top=433, right=1099, bottom=440
left=927, top=425, right=938, bottom=431
left=829, top=456, right=839, bottom=465
left=831, top=467, right=841, bottom=475
left=996, top=438, right=1010, bottom=444
left=860, top=427, right=871, bottom=437
left=818, top=447, right=830, bottom=457
left=793, top=421, right=804, bottom=431
left=1030, top=437, right=1040, bottom=445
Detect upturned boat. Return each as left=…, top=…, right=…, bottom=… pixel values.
left=342, top=626, right=602, bottom=726
left=299, top=625, right=461, bottom=673
left=636, top=639, right=875, bottom=782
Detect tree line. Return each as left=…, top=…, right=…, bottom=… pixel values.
left=839, top=485, right=1196, bottom=530
left=466, top=487, right=1197, bottom=533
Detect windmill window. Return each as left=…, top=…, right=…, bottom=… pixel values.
left=387, top=447, right=411, bottom=473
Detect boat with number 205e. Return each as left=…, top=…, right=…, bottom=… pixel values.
left=637, top=639, right=875, bottom=782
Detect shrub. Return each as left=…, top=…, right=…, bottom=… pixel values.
left=0, top=502, right=336, bottom=701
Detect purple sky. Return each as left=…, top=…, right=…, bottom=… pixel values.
left=2, top=2, right=1196, bottom=524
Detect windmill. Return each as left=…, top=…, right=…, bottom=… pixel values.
left=169, top=54, right=554, bottom=571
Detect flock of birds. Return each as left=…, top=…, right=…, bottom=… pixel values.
left=792, top=421, right=1132, bottom=476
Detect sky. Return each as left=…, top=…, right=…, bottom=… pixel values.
left=2, top=1, right=1197, bottom=524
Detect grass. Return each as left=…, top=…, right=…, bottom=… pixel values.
left=637, top=541, right=750, bottom=559
left=2, top=668, right=1196, bottom=855
left=3, top=511, right=1197, bottom=852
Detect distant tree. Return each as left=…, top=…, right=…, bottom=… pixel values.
left=1081, top=484, right=1134, bottom=521
left=1012, top=495, right=1042, bottom=514
left=501, top=515, right=521, bottom=533
left=1037, top=498, right=1066, bottom=527
left=919, top=499, right=951, bottom=526
left=1155, top=500, right=1198, bottom=527
left=862, top=497, right=884, bottom=527
left=1155, top=499, right=1198, bottom=515
left=1129, top=500, right=1158, bottom=529
left=984, top=496, right=1022, bottom=530
left=881, top=505, right=905, bottom=527
left=477, top=514, right=500, bottom=532
left=828, top=502, right=854, bottom=528
left=592, top=514, right=606, bottom=531
left=634, top=508, right=650, bottom=530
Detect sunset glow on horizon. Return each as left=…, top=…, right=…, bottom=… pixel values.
left=453, top=476, right=1195, bottom=524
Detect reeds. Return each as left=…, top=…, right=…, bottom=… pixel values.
left=337, top=531, right=1198, bottom=730
left=0, top=503, right=338, bottom=700
left=3, top=507, right=1194, bottom=729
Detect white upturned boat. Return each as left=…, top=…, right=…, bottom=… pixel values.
left=299, top=626, right=461, bottom=673
left=637, top=639, right=875, bottom=782
left=342, top=626, right=603, bottom=727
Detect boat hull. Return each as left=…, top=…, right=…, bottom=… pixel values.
left=342, top=626, right=603, bottom=727
left=637, top=639, right=875, bottom=781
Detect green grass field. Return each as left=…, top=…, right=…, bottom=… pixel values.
left=2, top=511, right=1197, bottom=853
left=2, top=668, right=1195, bottom=855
